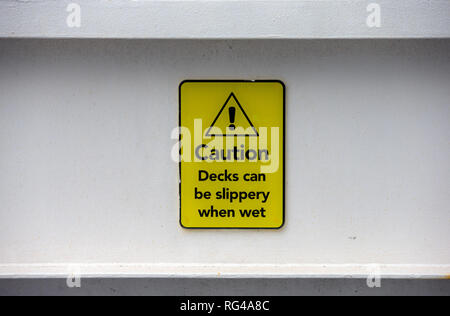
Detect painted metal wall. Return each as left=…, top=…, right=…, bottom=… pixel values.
left=0, top=39, right=449, bottom=278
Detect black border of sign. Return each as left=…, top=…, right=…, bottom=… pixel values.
left=179, top=80, right=286, bottom=230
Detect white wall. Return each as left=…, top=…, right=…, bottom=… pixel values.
left=0, top=39, right=449, bottom=277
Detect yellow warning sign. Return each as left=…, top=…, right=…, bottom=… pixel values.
left=179, top=80, right=285, bottom=229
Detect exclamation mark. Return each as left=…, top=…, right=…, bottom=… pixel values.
left=229, top=107, right=236, bottom=130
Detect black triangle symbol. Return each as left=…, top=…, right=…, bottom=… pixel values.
left=205, top=93, right=259, bottom=137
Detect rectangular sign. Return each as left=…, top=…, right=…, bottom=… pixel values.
left=179, top=80, right=285, bottom=229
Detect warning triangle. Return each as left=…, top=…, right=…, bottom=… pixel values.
left=205, top=93, right=259, bottom=137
